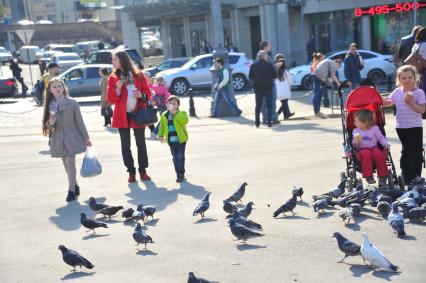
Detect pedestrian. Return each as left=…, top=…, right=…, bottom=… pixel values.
left=311, top=56, right=341, bottom=117
left=107, top=50, right=153, bottom=183
left=99, top=67, right=112, bottom=127
left=9, top=59, right=28, bottom=94
left=275, top=56, right=294, bottom=120
left=398, top=25, right=423, bottom=63
left=352, top=109, right=390, bottom=186
left=383, top=65, right=425, bottom=184
left=151, top=75, right=170, bottom=136
left=38, top=59, right=46, bottom=76
left=204, top=41, right=213, bottom=54
left=211, top=58, right=242, bottom=117
left=249, top=50, right=277, bottom=127
left=344, top=43, right=364, bottom=90
left=306, top=35, right=316, bottom=64
left=41, top=78, right=91, bottom=202
left=144, top=72, right=157, bottom=139
left=411, top=27, right=426, bottom=98
left=43, top=63, right=60, bottom=87
left=158, top=95, right=189, bottom=183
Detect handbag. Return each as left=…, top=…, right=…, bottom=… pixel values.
left=133, top=94, right=158, bottom=125
left=404, top=43, right=426, bottom=73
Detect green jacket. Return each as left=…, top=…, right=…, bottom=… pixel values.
left=158, top=110, right=189, bottom=144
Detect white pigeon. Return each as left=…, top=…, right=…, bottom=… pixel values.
left=360, top=232, right=399, bottom=272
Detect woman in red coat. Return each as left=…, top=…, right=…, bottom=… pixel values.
left=107, top=50, right=152, bottom=183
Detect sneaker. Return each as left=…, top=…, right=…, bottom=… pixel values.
left=75, top=185, right=80, bottom=196
left=140, top=171, right=151, bottom=181
left=366, top=176, right=376, bottom=184
left=128, top=173, right=136, bottom=183
left=66, top=191, right=76, bottom=202
left=378, top=176, right=388, bottom=187
left=176, top=175, right=185, bottom=183
left=236, top=110, right=242, bottom=116
left=273, top=120, right=281, bottom=124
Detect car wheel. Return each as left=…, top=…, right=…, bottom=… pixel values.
left=368, top=69, right=386, bottom=84
left=302, top=75, right=313, bottom=90
left=171, top=78, right=189, bottom=96
left=232, top=74, right=247, bottom=91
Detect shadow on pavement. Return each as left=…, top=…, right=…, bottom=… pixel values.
left=274, top=215, right=309, bottom=220
left=136, top=249, right=158, bottom=256
left=236, top=243, right=267, bottom=251
left=193, top=217, right=218, bottom=224
left=61, top=271, right=96, bottom=281
left=82, top=233, right=110, bottom=240
left=348, top=263, right=400, bottom=281
left=345, top=222, right=361, bottom=231
left=49, top=201, right=88, bottom=231
left=316, top=211, right=335, bottom=218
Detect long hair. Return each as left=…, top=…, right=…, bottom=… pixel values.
left=41, top=78, right=68, bottom=136
left=276, top=60, right=287, bottom=82
left=112, top=50, right=140, bottom=78
left=311, top=52, right=324, bottom=71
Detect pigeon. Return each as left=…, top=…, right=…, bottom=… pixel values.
left=88, top=197, right=109, bottom=212
left=408, top=207, right=426, bottom=222
left=360, top=232, right=399, bottom=272
left=230, top=211, right=262, bottom=230
left=332, top=232, right=363, bottom=263
left=349, top=203, right=362, bottom=217
left=193, top=193, right=210, bottom=219
left=187, top=272, right=218, bottom=283
left=292, top=186, right=304, bottom=201
left=369, top=190, right=379, bottom=207
left=377, top=194, right=393, bottom=204
left=133, top=223, right=154, bottom=250
left=58, top=245, right=94, bottom=272
left=378, top=188, right=403, bottom=201
left=312, top=178, right=346, bottom=200
left=228, top=218, right=263, bottom=243
left=122, top=208, right=135, bottom=220
left=339, top=207, right=353, bottom=224
left=225, top=182, right=247, bottom=203
left=313, top=198, right=333, bottom=213
left=399, top=187, right=420, bottom=200
left=223, top=200, right=238, bottom=215
left=237, top=201, right=254, bottom=218
left=140, top=205, right=157, bottom=220
left=377, top=201, right=391, bottom=219
left=80, top=213, right=108, bottom=234
left=273, top=193, right=297, bottom=217
left=97, top=205, right=123, bottom=220
left=388, top=202, right=406, bottom=237
left=132, top=205, right=146, bottom=222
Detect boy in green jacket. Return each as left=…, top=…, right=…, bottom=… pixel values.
left=158, top=95, right=189, bottom=182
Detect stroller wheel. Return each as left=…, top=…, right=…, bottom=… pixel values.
left=398, top=175, right=405, bottom=191
left=348, top=179, right=353, bottom=192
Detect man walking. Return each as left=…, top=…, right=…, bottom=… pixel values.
left=398, top=26, right=423, bottom=63
left=9, top=59, right=28, bottom=95
left=249, top=50, right=277, bottom=127
left=344, top=43, right=364, bottom=90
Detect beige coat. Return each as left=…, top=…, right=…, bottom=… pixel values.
left=100, top=76, right=109, bottom=108
left=48, top=96, right=89, bottom=157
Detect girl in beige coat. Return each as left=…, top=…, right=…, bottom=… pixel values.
left=42, top=78, right=92, bottom=201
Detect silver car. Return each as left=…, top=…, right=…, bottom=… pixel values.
left=0, top=47, right=12, bottom=64
left=51, top=53, right=83, bottom=72
left=59, top=64, right=112, bottom=97
left=157, top=53, right=252, bottom=95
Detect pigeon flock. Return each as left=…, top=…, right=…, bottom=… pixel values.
left=57, top=176, right=426, bottom=280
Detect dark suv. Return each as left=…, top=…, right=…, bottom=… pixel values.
left=85, top=49, right=144, bottom=69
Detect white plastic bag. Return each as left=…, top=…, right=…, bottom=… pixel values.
left=80, top=147, right=102, bottom=177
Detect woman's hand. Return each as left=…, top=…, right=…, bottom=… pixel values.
left=48, top=114, right=57, bottom=125
left=85, top=140, right=92, bottom=147
left=116, top=80, right=123, bottom=89
left=134, top=90, right=143, bottom=98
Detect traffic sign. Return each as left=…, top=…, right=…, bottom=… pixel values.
left=15, top=29, right=34, bottom=45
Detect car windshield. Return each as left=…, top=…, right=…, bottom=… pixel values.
left=182, top=56, right=208, bottom=69
left=58, top=55, right=81, bottom=61
left=42, top=53, right=53, bottom=58
left=55, top=47, right=76, bottom=53
left=0, top=47, right=7, bottom=53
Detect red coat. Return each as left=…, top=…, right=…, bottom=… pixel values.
left=107, top=71, right=152, bottom=128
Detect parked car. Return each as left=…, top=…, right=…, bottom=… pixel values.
left=85, top=48, right=144, bottom=69
left=0, top=47, right=12, bottom=64
left=289, top=49, right=396, bottom=90
left=76, top=41, right=111, bottom=59
left=39, top=51, right=62, bottom=65
left=18, top=45, right=43, bottom=63
left=157, top=53, right=252, bottom=95
left=51, top=53, right=83, bottom=72
left=0, top=76, right=17, bottom=98
left=43, top=44, right=80, bottom=54
left=142, top=38, right=163, bottom=57
left=58, top=64, right=112, bottom=97
left=145, top=57, right=190, bottom=77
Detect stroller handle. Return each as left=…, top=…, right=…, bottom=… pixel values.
left=337, top=80, right=350, bottom=97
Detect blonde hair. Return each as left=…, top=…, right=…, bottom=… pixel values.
left=156, top=75, right=165, bottom=84
left=311, top=52, right=324, bottom=70
left=41, top=78, right=69, bottom=136
left=355, top=109, right=374, bottom=129
left=395, top=65, right=419, bottom=88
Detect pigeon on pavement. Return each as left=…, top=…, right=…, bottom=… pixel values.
left=122, top=208, right=135, bottom=220
left=225, top=182, right=247, bottom=203
left=88, top=197, right=109, bottom=212
left=230, top=211, right=262, bottom=230
left=133, top=223, right=154, bottom=250
left=140, top=204, right=157, bottom=220
left=292, top=187, right=304, bottom=201
left=332, top=232, right=363, bottom=263
left=223, top=200, right=238, bottom=215
left=273, top=193, right=297, bottom=217
left=388, top=202, right=406, bottom=237
left=349, top=203, right=362, bottom=217
left=132, top=205, right=146, bottom=223
left=80, top=213, right=108, bottom=234
left=360, top=232, right=399, bottom=272
left=237, top=201, right=254, bottom=218
left=313, top=198, right=334, bottom=213
left=408, top=207, right=426, bottom=222
left=339, top=207, right=353, bottom=224
left=187, top=272, right=218, bottom=283
left=193, top=193, right=210, bottom=219
left=58, top=245, right=94, bottom=272
left=377, top=201, right=391, bottom=219
left=312, top=178, right=346, bottom=200
left=228, top=218, right=263, bottom=243
left=96, top=205, right=123, bottom=220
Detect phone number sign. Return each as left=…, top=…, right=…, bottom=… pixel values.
left=355, top=1, right=426, bottom=17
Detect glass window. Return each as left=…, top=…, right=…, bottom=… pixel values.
left=86, top=54, right=97, bottom=63
left=86, top=67, right=100, bottom=79
left=158, top=60, right=173, bottom=71
left=193, top=57, right=212, bottom=69
left=229, top=55, right=240, bottom=65
left=67, top=69, right=84, bottom=80
left=359, top=52, right=376, bottom=59
left=97, top=52, right=111, bottom=63
left=328, top=52, right=345, bottom=61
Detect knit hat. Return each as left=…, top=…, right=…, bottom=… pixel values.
left=274, top=53, right=285, bottom=63
left=47, top=62, right=59, bottom=69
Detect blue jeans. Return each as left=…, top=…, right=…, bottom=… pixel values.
left=312, top=75, right=327, bottom=113
left=169, top=142, right=186, bottom=177
left=213, top=88, right=241, bottom=117
left=262, top=83, right=277, bottom=122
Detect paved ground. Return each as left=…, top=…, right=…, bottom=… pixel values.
left=0, top=70, right=424, bottom=282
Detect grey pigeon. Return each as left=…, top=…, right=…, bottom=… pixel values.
left=193, top=193, right=210, bottom=219
left=228, top=218, right=263, bottom=243
left=122, top=208, right=135, bottom=220
left=399, top=187, right=420, bottom=200
left=408, top=207, right=426, bottom=222
left=388, top=202, right=406, bottom=237
left=339, top=207, right=353, bottom=224
left=80, top=213, right=108, bottom=234
left=377, top=201, right=391, bottom=219
left=378, top=194, right=393, bottom=204
left=312, top=178, right=346, bottom=200
left=187, top=272, right=218, bottom=283
left=58, top=245, right=94, bottom=272
left=97, top=205, right=123, bottom=220
left=313, top=198, right=333, bottom=213
left=133, top=223, right=154, bottom=250
left=332, top=232, right=363, bottom=263
left=225, top=182, right=247, bottom=203
left=230, top=211, right=262, bottom=230
left=361, top=232, right=399, bottom=272
left=292, top=186, right=304, bottom=201
left=237, top=201, right=254, bottom=218
left=349, top=203, right=362, bottom=217
left=132, top=205, right=146, bottom=222
left=223, top=200, right=237, bottom=215
left=273, top=193, right=297, bottom=217
left=140, top=204, right=157, bottom=220
left=88, top=197, right=109, bottom=212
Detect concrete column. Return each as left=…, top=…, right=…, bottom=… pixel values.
left=160, top=19, right=171, bottom=59
left=360, top=16, right=371, bottom=50
left=276, top=3, right=290, bottom=59
left=210, top=0, right=224, bottom=48
left=205, top=13, right=212, bottom=46
left=120, top=11, right=141, bottom=55
left=183, top=16, right=192, bottom=57
left=230, top=9, right=240, bottom=49
left=260, top=4, right=279, bottom=53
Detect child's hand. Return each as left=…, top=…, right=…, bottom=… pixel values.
left=404, top=92, right=414, bottom=103
left=85, top=140, right=92, bottom=147
left=383, top=144, right=390, bottom=150
left=159, top=137, right=165, bottom=143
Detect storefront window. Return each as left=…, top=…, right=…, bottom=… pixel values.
left=189, top=15, right=206, bottom=56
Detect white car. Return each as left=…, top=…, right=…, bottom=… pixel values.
left=18, top=45, right=43, bottom=63
left=0, top=47, right=12, bottom=64
left=157, top=53, right=252, bottom=95
left=289, top=50, right=396, bottom=89
left=51, top=52, right=83, bottom=72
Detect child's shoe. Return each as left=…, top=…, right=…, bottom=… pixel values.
left=140, top=171, right=151, bottom=181
left=176, top=175, right=185, bottom=183
left=66, top=191, right=76, bottom=202
left=75, top=185, right=80, bottom=196
left=378, top=176, right=388, bottom=187
left=128, top=173, right=136, bottom=183
left=366, top=176, right=376, bottom=184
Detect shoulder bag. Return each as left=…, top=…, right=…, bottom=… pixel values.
left=133, top=93, right=158, bottom=125
left=404, top=43, right=426, bottom=72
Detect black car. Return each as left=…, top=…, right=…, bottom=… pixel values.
left=0, top=77, right=17, bottom=98
left=145, top=57, right=190, bottom=77
left=85, top=48, right=144, bottom=69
